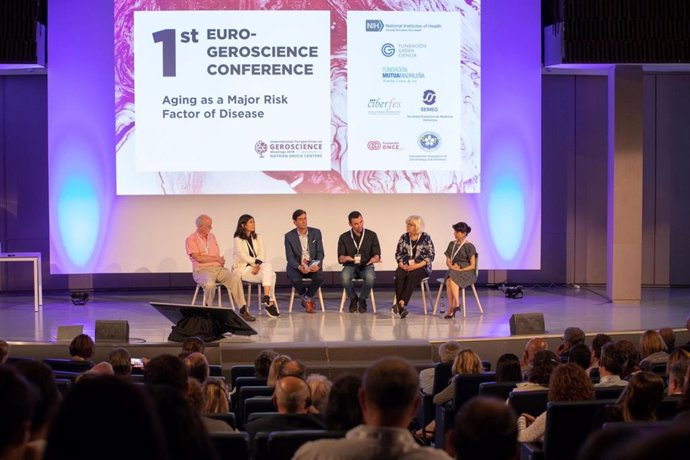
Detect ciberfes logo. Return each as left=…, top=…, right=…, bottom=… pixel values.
left=366, top=20, right=384, bottom=32
left=381, top=43, right=396, bottom=57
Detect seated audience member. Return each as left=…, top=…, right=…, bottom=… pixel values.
left=203, top=379, right=230, bottom=414
left=433, top=349, right=483, bottom=405
left=244, top=376, right=326, bottom=443
left=595, top=342, right=628, bottom=387
left=665, top=348, right=689, bottom=380
left=1, top=366, right=38, bottom=460
left=617, top=339, right=641, bottom=379
left=513, top=350, right=559, bottom=392
left=185, top=352, right=210, bottom=384
left=187, top=377, right=233, bottom=433
left=44, top=376, right=168, bottom=460
left=307, top=373, right=332, bottom=413
left=13, top=360, right=61, bottom=459
left=589, top=333, right=613, bottom=370
left=76, top=362, right=114, bottom=382
left=592, top=371, right=665, bottom=429
left=267, top=355, right=291, bottom=388
left=674, top=365, right=690, bottom=425
left=294, top=357, right=452, bottom=460
left=278, top=358, right=307, bottom=380
left=420, top=341, right=461, bottom=395
left=452, top=397, right=518, bottom=460
left=108, top=347, right=132, bottom=376
left=495, top=353, right=522, bottom=383
left=324, top=375, right=363, bottom=432
left=0, top=339, right=9, bottom=364
left=685, top=314, right=690, bottom=351
left=144, top=354, right=189, bottom=393
left=569, top=343, right=592, bottom=370
left=254, top=349, right=279, bottom=378
left=556, top=327, right=585, bottom=362
left=182, top=336, right=205, bottom=355
left=667, top=360, right=688, bottom=397
left=517, top=363, right=595, bottom=442
left=639, top=330, right=669, bottom=371
left=520, top=337, right=548, bottom=378
left=146, top=382, right=217, bottom=460
left=659, top=327, right=676, bottom=353
left=68, top=334, right=95, bottom=362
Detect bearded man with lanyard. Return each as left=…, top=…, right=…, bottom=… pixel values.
left=337, top=211, right=381, bottom=313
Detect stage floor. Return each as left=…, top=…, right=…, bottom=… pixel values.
left=1, top=285, right=688, bottom=344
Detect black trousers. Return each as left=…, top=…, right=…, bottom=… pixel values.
left=394, top=267, right=428, bottom=305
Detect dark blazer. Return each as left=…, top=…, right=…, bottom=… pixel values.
left=284, top=227, right=325, bottom=270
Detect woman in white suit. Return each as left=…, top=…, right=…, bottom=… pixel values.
left=233, top=214, right=279, bottom=318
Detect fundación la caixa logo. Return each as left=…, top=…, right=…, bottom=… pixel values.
left=418, top=132, right=441, bottom=152
left=366, top=20, right=384, bottom=32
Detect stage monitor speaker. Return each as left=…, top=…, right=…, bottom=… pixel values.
left=57, top=325, right=84, bottom=342
left=149, top=302, right=258, bottom=342
left=95, top=320, right=130, bottom=342
left=509, top=313, right=545, bottom=335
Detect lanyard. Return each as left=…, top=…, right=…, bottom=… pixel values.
left=408, top=233, right=422, bottom=257
left=451, top=240, right=467, bottom=261
left=350, top=228, right=365, bottom=253
left=195, top=233, right=209, bottom=254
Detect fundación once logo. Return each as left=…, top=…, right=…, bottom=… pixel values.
left=255, top=140, right=268, bottom=158
left=417, top=132, right=441, bottom=152
left=366, top=20, right=384, bottom=32
left=381, top=43, right=396, bottom=57
left=367, top=141, right=382, bottom=150
left=422, top=90, right=437, bottom=105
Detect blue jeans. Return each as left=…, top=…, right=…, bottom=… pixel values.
left=341, top=265, right=376, bottom=300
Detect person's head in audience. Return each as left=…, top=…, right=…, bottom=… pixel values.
left=639, top=330, right=667, bottom=360
left=0, top=339, right=9, bottom=364
left=666, top=348, right=690, bottom=378
left=438, top=341, right=462, bottom=364
left=591, top=333, right=613, bottom=365
left=495, top=353, right=522, bottom=383
left=0, top=366, right=37, bottom=460
left=13, top=360, right=61, bottom=441
left=548, top=363, right=595, bottom=402
left=452, top=397, right=518, bottom=460
left=181, top=336, right=205, bottom=354
left=108, top=347, right=132, bottom=376
left=44, top=376, right=168, bottom=460
left=146, top=382, right=216, bottom=460
left=615, top=371, right=664, bottom=422
left=452, top=349, right=483, bottom=376
left=306, top=373, right=332, bottom=413
left=359, top=357, right=420, bottom=428
left=521, top=337, right=547, bottom=369
left=273, top=376, right=312, bottom=414
left=528, top=350, right=559, bottom=386
left=76, top=362, right=114, bottom=382
left=557, top=327, right=585, bottom=357
left=668, top=359, right=688, bottom=396
left=185, top=377, right=205, bottom=413
left=568, top=343, right=592, bottom=370
left=144, top=354, right=189, bottom=393
left=203, top=379, right=229, bottom=414
left=254, top=349, right=278, bottom=378
left=267, top=355, right=291, bottom=387
left=278, top=358, right=306, bottom=380
left=185, top=352, right=209, bottom=384
left=325, top=374, right=363, bottom=431
left=616, top=339, right=641, bottom=379
left=599, top=342, right=626, bottom=378
left=658, top=327, right=675, bottom=352
left=68, top=334, right=95, bottom=361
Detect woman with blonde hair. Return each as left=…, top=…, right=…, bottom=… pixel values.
left=267, top=355, right=291, bottom=388
left=203, top=379, right=230, bottom=414
left=392, top=215, right=435, bottom=319
left=639, top=330, right=669, bottom=371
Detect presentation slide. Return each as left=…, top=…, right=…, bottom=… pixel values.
left=115, top=0, right=481, bottom=195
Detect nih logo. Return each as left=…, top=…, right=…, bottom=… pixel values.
left=366, top=20, right=384, bottom=32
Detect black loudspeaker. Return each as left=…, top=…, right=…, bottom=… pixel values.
left=509, top=313, right=545, bottom=335
left=95, top=320, right=130, bottom=342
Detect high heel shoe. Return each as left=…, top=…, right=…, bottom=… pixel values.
left=444, top=307, right=459, bottom=319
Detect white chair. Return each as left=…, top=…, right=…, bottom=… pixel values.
left=244, top=280, right=280, bottom=315
left=338, top=279, right=377, bottom=313
left=393, top=277, right=431, bottom=315
left=433, top=255, right=483, bottom=317
left=191, top=283, right=235, bottom=309
left=288, top=278, right=325, bottom=313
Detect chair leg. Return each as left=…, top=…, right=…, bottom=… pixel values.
left=471, top=284, right=483, bottom=314
left=461, top=288, right=467, bottom=318
left=339, top=288, right=347, bottom=313
left=370, top=288, right=377, bottom=313
left=318, top=288, right=325, bottom=312
left=421, top=279, right=429, bottom=315
left=433, top=282, right=444, bottom=315
left=288, top=287, right=295, bottom=313
left=192, top=285, right=201, bottom=305
left=246, top=283, right=252, bottom=311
